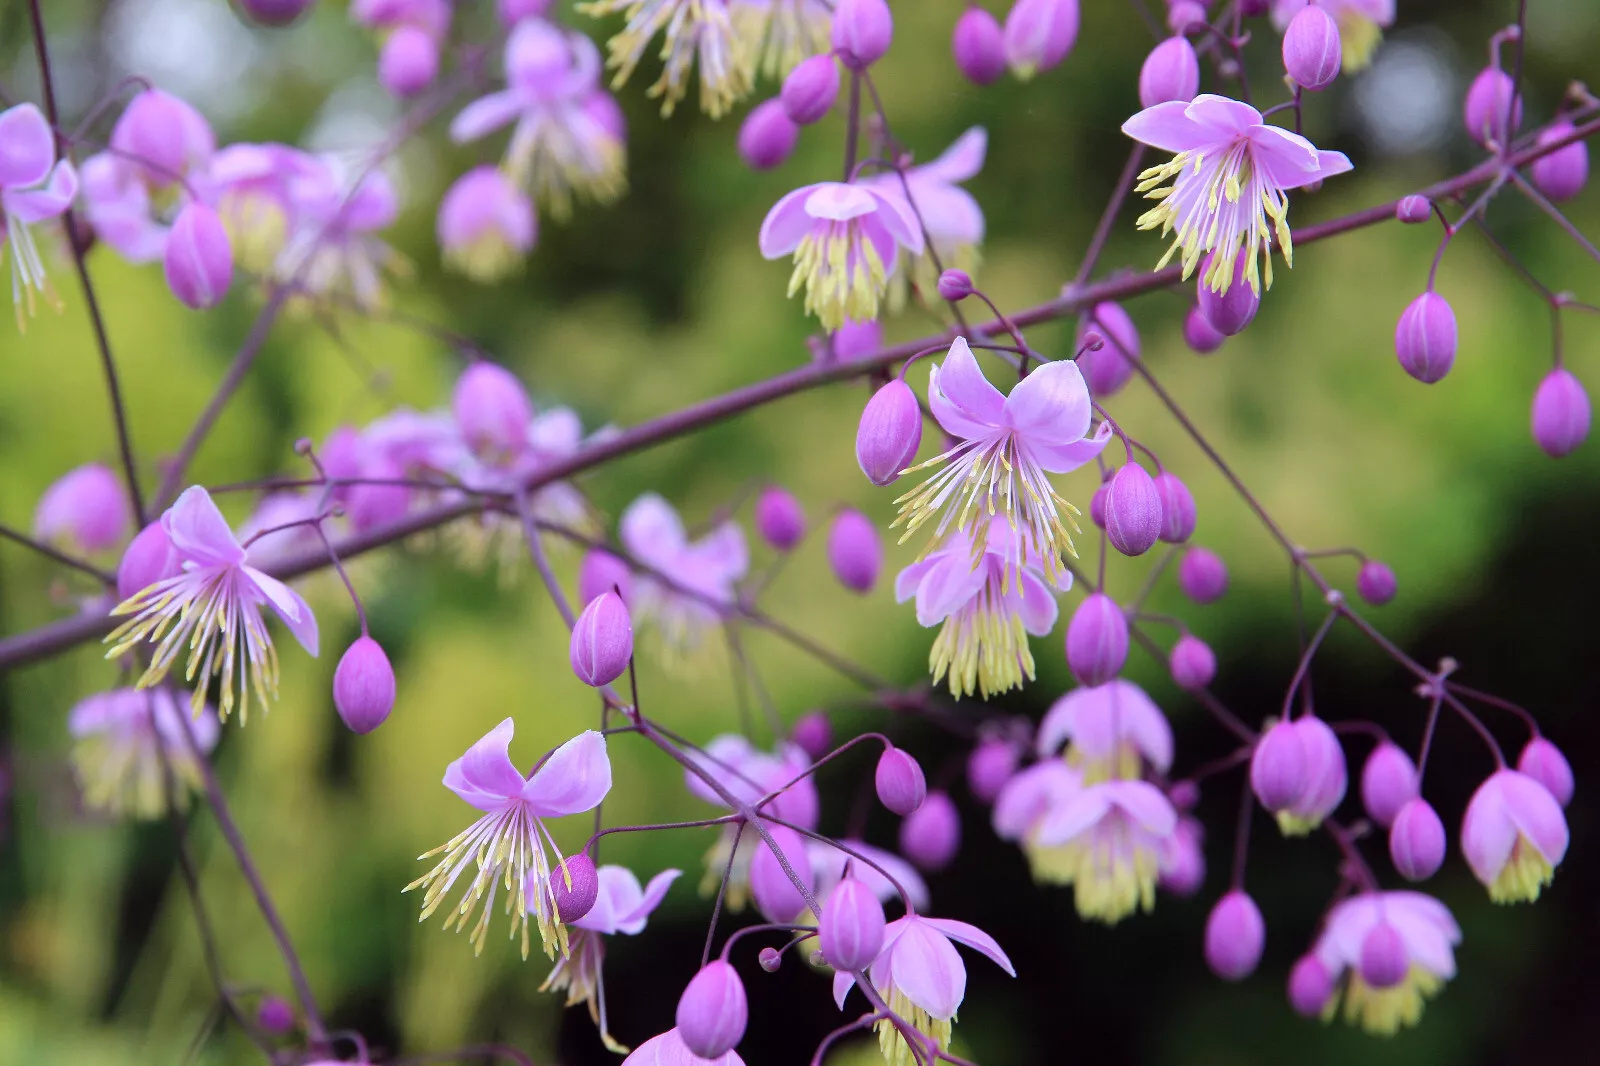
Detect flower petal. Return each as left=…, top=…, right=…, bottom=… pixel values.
left=617, top=867, right=682, bottom=934
left=522, top=729, right=613, bottom=816
left=449, top=90, right=525, bottom=143
left=6, top=161, right=78, bottom=223
left=1003, top=359, right=1092, bottom=445
left=1183, top=93, right=1264, bottom=136
left=888, top=919, right=967, bottom=1020
left=758, top=184, right=821, bottom=258
left=0, top=103, right=55, bottom=189
left=1035, top=785, right=1111, bottom=845
left=921, top=917, right=1017, bottom=977
left=1245, top=123, right=1321, bottom=176
left=1104, top=780, right=1178, bottom=836
left=1121, top=101, right=1213, bottom=154
left=1026, top=418, right=1113, bottom=474
left=1012, top=570, right=1059, bottom=636
left=1461, top=776, right=1518, bottom=886
left=443, top=717, right=526, bottom=810
left=619, top=493, right=688, bottom=567
left=162, top=486, right=245, bottom=567
left=1500, top=770, right=1569, bottom=865
left=865, top=186, right=926, bottom=254
left=928, top=336, right=1005, bottom=436
left=832, top=969, right=857, bottom=1010
left=243, top=567, right=319, bottom=656
left=917, top=127, right=987, bottom=186
left=573, top=864, right=639, bottom=934
left=893, top=556, right=940, bottom=603
left=914, top=551, right=989, bottom=627
left=992, top=761, right=1080, bottom=839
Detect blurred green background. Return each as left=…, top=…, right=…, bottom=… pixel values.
left=2, top=0, right=1598, bottom=1064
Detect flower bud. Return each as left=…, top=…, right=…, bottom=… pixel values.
left=110, top=89, right=213, bottom=187
left=967, top=738, right=1019, bottom=803
left=569, top=591, right=633, bottom=687
left=757, top=946, right=781, bottom=971
left=1463, top=67, right=1522, bottom=148
left=952, top=7, right=1006, bottom=85
left=1517, top=737, right=1573, bottom=807
left=1139, top=36, right=1200, bottom=108
left=856, top=379, right=923, bottom=486
left=1531, top=120, right=1589, bottom=202
left=755, top=486, right=806, bottom=551
left=738, top=99, right=799, bottom=171
left=830, top=318, right=883, bottom=362
left=1251, top=720, right=1308, bottom=813
left=1089, top=481, right=1108, bottom=528
left=1360, top=742, right=1418, bottom=827
left=1178, top=545, right=1228, bottom=604
left=234, top=0, right=315, bottom=26
left=832, top=0, right=893, bottom=70
left=1359, top=920, right=1409, bottom=989
left=438, top=166, right=536, bottom=281
left=1204, top=890, right=1265, bottom=981
left=1196, top=254, right=1259, bottom=336
left=1105, top=462, right=1162, bottom=557
left=164, top=203, right=233, bottom=310
left=1166, top=0, right=1207, bottom=34
left=1183, top=306, right=1226, bottom=354
left=936, top=268, right=974, bottom=301
left=1356, top=559, right=1396, bottom=605
left=117, top=521, right=181, bottom=600
left=1531, top=367, right=1590, bottom=458
left=899, top=790, right=960, bottom=871
left=256, top=994, right=295, bottom=1034
left=675, top=960, right=748, bottom=1059
left=1395, top=194, right=1432, bottom=224
left=1281, top=5, right=1341, bottom=91
left=497, top=0, right=553, bottom=26
left=454, top=361, right=533, bottom=461
left=819, top=876, right=885, bottom=971
left=1004, top=0, right=1080, bottom=80
left=1169, top=634, right=1216, bottom=691
left=792, top=711, right=832, bottom=759
left=1169, top=780, right=1200, bottom=810
left=35, top=464, right=130, bottom=553
left=827, top=509, right=882, bottom=592
left=1277, top=716, right=1346, bottom=833
left=1288, top=954, right=1333, bottom=1016
left=551, top=852, right=599, bottom=922
left=1394, top=291, right=1457, bottom=383
left=1075, top=302, right=1140, bottom=397
left=379, top=26, right=440, bottom=97
left=333, top=635, right=396, bottom=734
left=1154, top=471, right=1196, bottom=543
left=1066, top=593, right=1129, bottom=686
left=1159, top=815, right=1205, bottom=896
left=781, top=54, right=840, bottom=124
left=749, top=824, right=815, bottom=922
left=578, top=549, right=632, bottom=606
left=1389, top=798, right=1446, bottom=881
left=876, top=747, right=926, bottom=815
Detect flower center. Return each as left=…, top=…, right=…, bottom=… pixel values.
left=876, top=987, right=954, bottom=1066
left=1489, top=834, right=1557, bottom=903
left=788, top=217, right=889, bottom=331
left=1336, top=965, right=1442, bottom=1035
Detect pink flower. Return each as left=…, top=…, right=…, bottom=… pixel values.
left=893, top=337, right=1111, bottom=582
left=894, top=517, right=1070, bottom=699
left=34, top=463, right=131, bottom=554
left=580, top=0, right=751, bottom=118
left=1123, top=94, right=1352, bottom=294
left=991, top=759, right=1085, bottom=884
left=437, top=165, right=536, bottom=280
left=1271, top=0, right=1393, bottom=70
left=208, top=142, right=323, bottom=274
left=106, top=486, right=320, bottom=723
left=1, top=103, right=79, bottom=328
left=620, top=494, right=748, bottom=667
left=405, top=721, right=612, bottom=958
left=275, top=156, right=402, bottom=310
left=1460, top=769, right=1569, bottom=904
left=620, top=1028, right=744, bottom=1066
left=1312, top=891, right=1460, bottom=1034
left=867, top=127, right=987, bottom=300
left=67, top=687, right=220, bottom=819
left=758, top=181, right=925, bottom=330
left=1034, top=778, right=1177, bottom=924
left=1035, top=679, right=1174, bottom=783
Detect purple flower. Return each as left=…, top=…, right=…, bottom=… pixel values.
left=867, top=127, right=988, bottom=302
left=1123, top=94, right=1352, bottom=293
left=1037, top=679, right=1172, bottom=783
left=991, top=758, right=1084, bottom=883
left=438, top=166, right=537, bottom=280
left=1, top=103, right=79, bottom=328
left=1003, top=0, right=1079, bottom=81
left=275, top=156, right=403, bottom=311
left=1460, top=769, right=1568, bottom=904
left=106, top=487, right=319, bottom=723
left=581, top=0, right=751, bottom=118
left=894, top=518, right=1071, bottom=699
left=1270, top=0, right=1392, bottom=71
left=67, top=687, right=220, bottom=819
left=893, top=337, right=1111, bottom=582
left=620, top=493, right=748, bottom=666
left=406, top=722, right=612, bottom=958
left=730, top=0, right=834, bottom=79
left=207, top=143, right=322, bottom=274
left=1273, top=715, right=1347, bottom=835
left=759, top=180, right=925, bottom=330
left=34, top=463, right=131, bottom=554
left=833, top=914, right=1014, bottom=1066
left=1312, top=891, right=1459, bottom=1034
left=1034, top=778, right=1178, bottom=923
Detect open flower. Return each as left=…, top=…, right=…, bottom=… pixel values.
left=276, top=157, right=403, bottom=311
left=681, top=734, right=817, bottom=904
left=581, top=0, right=752, bottom=118
left=620, top=494, right=748, bottom=669
left=1034, top=779, right=1176, bottom=924
left=868, top=127, right=987, bottom=303
left=991, top=758, right=1084, bottom=884
left=1123, top=94, right=1352, bottom=294
left=730, top=0, right=833, bottom=77
left=542, top=864, right=681, bottom=1052
left=68, top=687, right=220, bottom=820
left=894, top=517, right=1070, bottom=699
left=892, top=338, right=1110, bottom=583
left=1313, top=891, right=1461, bottom=1035
left=405, top=722, right=612, bottom=959
left=834, top=915, right=1015, bottom=1066
left=759, top=181, right=924, bottom=331
left=106, top=486, right=320, bottom=723
left=2, top=103, right=79, bottom=329
left=1271, top=0, right=1393, bottom=70
left=1461, top=769, right=1569, bottom=904
left=1035, top=679, right=1173, bottom=784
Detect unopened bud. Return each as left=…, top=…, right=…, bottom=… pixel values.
left=1281, top=5, right=1341, bottom=91
left=453, top=361, right=533, bottom=461
left=832, top=0, right=893, bottom=69
left=827, top=509, right=882, bottom=592
left=1167, top=0, right=1207, bottom=34
left=1178, top=545, right=1228, bottom=604
left=1359, top=921, right=1409, bottom=989
left=1154, top=471, right=1196, bottom=543
left=1251, top=720, right=1308, bottom=813
left=1204, top=890, right=1265, bottom=981
left=1531, top=120, right=1589, bottom=202
left=781, top=54, right=840, bottom=124
left=1463, top=66, right=1522, bottom=148
left=875, top=746, right=926, bottom=815
left=952, top=7, right=1006, bottom=85
left=1388, top=798, right=1446, bottom=881
left=856, top=379, right=923, bottom=486
left=234, top=0, right=316, bottom=26
left=1356, top=559, right=1396, bottom=606
left=552, top=852, right=600, bottom=922
left=378, top=25, right=440, bottom=97
left=578, top=549, right=632, bottom=606
left=831, top=317, right=884, bottom=362
left=739, top=99, right=799, bottom=171
left=1517, top=737, right=1574, bottom=807
left=819, top=876, right=885, bottom=970
left=1395, top=194, right=1432, bottom=224
left=936, top=268, right=974, bottom=301
left=748, top=824, right=814, bottom=923
left=1139, top=36, right=1200, bottom=108
left=333, top=635, right=396, bottom=734
left=1066, top=593, right=1128, bottom=686
left=1169, top=634, right=1216, bottom=691
left=755, top=486, right=806, bottom=551
left=1004, top=0, right=1080, bottom=80
left=1394, top=291, right=1457, bottom=384
left=1197, top=253, right=1259, bottom=336
left=899, top=790, right=960, bottom=871
left=35, top=464, right=130, bottom=553
left=256, top=994, right=295, bottom=1034
left=758, top=946, right=782, bottom=971
left=1105, top=462, right=1162, bottom=556
left=1183, top=306, right=1226, bottom=354
left=967, top=738, right=1019, bottom=803
left=1075, top=302, right=1140, bottom=397
left=569, top=591, right=633, bottom=687
left=1360, top=742, right=1418, bottom=827
left=1531, top=367, right=1590, bottom=458
left=1288, top=954, right=1333, bottom=1016
left=792, top=711, right=832, bottom=759
left=164, top=203, right=233, bottom=310
left=1088, top=480, right=1109, bottom=529
left=675, top=960, right=748, bottom=1059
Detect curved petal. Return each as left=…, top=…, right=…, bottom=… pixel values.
left=1121, top=101, right=1213, bottom=154
left=904, top=180, right=984, bottom=247
left=921, top=917, right=1016, bottom=977
left=522, top=730, right=613, bottom=816
left=573, top=864, right=640, bottom=934
left=1003, top=359, right=1092, bottom=445
left=162, top=486, right=245, bottom=567
left=1183, top=94, right=1264, bottom=136
left=1500, top=771, right=1569, bottom=864
left=1012, top=570, right=1059, bottom=636
left=1388, top=902, right=1457, bottom=979
left=1027, top=418, right=1113, bottom=474
left=914, top=552, right=989, bottom=627
left=928, top=337, right=1005, bottom=435
left=1035, top=694, right=1079, bottom=759
left=832, top=969, right=857, bottom=1011
left=888, top=920, right=967, bottom=1020
left=918, top=127, right=987, bottom=186
left=449, top=91, right=525, bottom=144
left=758, top=184, right=821, bottom=258
left=992, top=761, right=1080, bottom=839
left=682, top=735, right=761, bottom=807
left=243, top=567, right=319, bottom=656
left=867, top=186, right=926, bottom=255
left=443, top=717, right=526, bottom=810
left=1245, top=123, right=1322, bottom=177
left=619, top=493, right=687, bottom=565
left=1111, top=680, right=1174, bottom=772
left=1105, top=780, right=1178, bottom=836
left=894, top=556, right=940, bottom=603
left=0, top=103, right=55, bottom=188
left=1035, top=785, right=1111, bottom=845
left=1461, top=777, right=1518, bottom=886
left=616, top=867, right=682, bottom=934
left=6, top=161, right=78, bottom=223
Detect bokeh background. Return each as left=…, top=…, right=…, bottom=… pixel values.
left=2, top=0, right=1598, bottom=1063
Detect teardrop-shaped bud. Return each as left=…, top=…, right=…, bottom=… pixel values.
left=936, top=268, right=974, bottom=302
left=832, top=0, right=893, bottom=69
left=333, top=636, right=396, bottom=734
left=1065, top=592, right=1128, bottom=686
left=952, top=7, right=1006, bottom=85
left=1075, top=301, right=1141, bottom=397
left=552, top=852, right=600, bottom=923
left=1360, top=742, right=1418, bottom=827
left=1517, top=737, right=1573, bottom=807
left=35, top=463, right=130, bottom=553
left=755, top=486, right=806, bottom=551
left=827, top=509, right=881, bottom=592
left=1204, top=890, right=1265, bottom=981
left=739, top=99, right=798, bottom=171
left=1183, top=305, right=1226, bottom=354
left=781, top=54, right=840, bottom=125
left=792, top=711, right=832, bottom=759
left=1251, top=720, right=1309, bottom=813
left=1178, top=546, right=1228, bottom=604
left=378, top=25, right=440, bottom=97
left=1356, top=559, right=1397, bottom=605
left=1531, top=120, right=1589, bottom=202
left=819, top=876, right=885, bottom=971
left=578, top=549, right=632, bottom=606
left=675, top=960, right=748, bottom=1059
left=1463, top=66, right=1522, bottom=148
left=453, top=361, right=533, bottom=461
left=1287, top=954, right=1333, bottom=1016
left=1169, top=634, right=1216, bottom=691
left=1154, top=471, right=1196, bottom=543
left=1394, top=291, right=1457, bottom=384
left=1197, top=253, right=1259, bottom=336
left=1531, top=367, right=1590, bottom=458
left=1003, top=0, right=1080, bottom=80
left=1282, top=5, right=1341, bottom=90
left=967, top=738, right=1019, bottom=803
left=1395, top=195, right=1432, bottom=224
left=234, top=0, right=316, bottom=27
left=569, top=591, right=633, bottom=687
left=1359, top=920, right=1409, bottom=989
left=165, top=203, right=233, bottom=310
left=256, top=994, right=295, bottom=1034
left=1389, top=798, right=1446, bottom=881
left=1139, top=36, right=1200, bottom=107
left=875, top=747, right=926, bottom=815
left=1105, top=462, right=1162, bottom=556
left=856, top=379, right=923, bottom=486
left=899, top=790, right=960, bottom=871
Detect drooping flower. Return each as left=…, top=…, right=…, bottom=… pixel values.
left=991, top=758, right=1084, bottom=884
left=1271, top=0, right=1394, bottom=71
left=1312, top=891, right=1461, bottom=1035
left=620, top=493, right=748, bottom=668
left=67, top=687, right=220, bottom=819
left=1035, top=679, right=1173, bottom=783
left=208, top=142, right=322, bottom=275
left=867, top=127, right=988, bottom=304
left=581, top=0, right=752, bottom=118
left=682, top=734, right=818, bottom=903
left=758, top=181, right=925, bottom=331
left=1460, top=769, right=1569, bottom=904
left=1033, top=778, right=1177, bottom=924
left=894, top=516, right=1071, bottom=699
left=542, top=864, right=681, bottom=1052
left=1, top=103, right=79, bottom=329
left=405, top=721, right=613, bottom=958
left=1123, top=94, right=1352, bottom=294
left=438, top=165, right=537, bottom=280
left=730, top=0, right=834, bottom=78
left=833, top=914, right=1015, bottom=1066
left=891, top=337, right=1112, bottom=583
left=275, top=156, right=404, bottom=311
left=105, top=486, right=320, bottom=723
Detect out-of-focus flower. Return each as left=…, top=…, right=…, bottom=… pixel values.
left=1312, top=891, right=1460, bottom=1034
left=621, top=1029, right=744, bottom=1066
left=992, top=758, right=1084, bottom=884
left=730, top=0, right=834, bottom=79
left=620, top=493, right=748, bottom=668
left=1033, top=779, right=1177, bottom=923
left=1036, top=679, right=1173, bottom=783
left=2, top=102, right=79, bottom=328
left=68, top=687, right=220, bottom=819
left=438, top=166, right=537, bottom=280
left=275, top=156, right=404, bottom=311
left=34, top=464, right=131, bottom=555
left=1271, top=0, right=1392, bottom=70
left=581, top=0, right=752, bottom=117
left=1003, top=0, right=1079, bottom=80
left=868, top=127, right=988, bottom=305
left=1461, top=769, right=1568, bottom=904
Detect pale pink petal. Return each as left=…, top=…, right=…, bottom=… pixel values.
left=449, top=90, right=525, bottom=143
left=1002, top=358, right=1092, bottom=445
left=243, top=567, right=320, bottom=656
left=1499, top=771, right=1569, bottom=865
left=1245, top=123, right=1322, bottom=176
left=1035, top=786, right=1111, bottom=845
left=917, top=127, right=987, bottom=186
left=888, top=919, right=967, bottom=1020
left=1121, top=101, right=1213, bottom=154
left=865, top=186, right=926, bottom=254
left=804, top=182, right=879, bottom=222
left=1105, top=780, right=1178, bottom=836
left=893, top=557, right=940, bottom=603
left=619, top=493, right=688, bottom=566
left=1026, top=418, right=1113, bottom=474
left=6, top=161, right=78, bottom=223
left=1183, top=93, right=1265, bottom=136
left=682, top=735, right=759, bottom=807
left=522, top=729, right=612, bottom=816
left=1012, top=570, right=1059, bottom=636
left=1386, top=898, right=1457, bottom=979
left=1107, top=680, right=1173, bottom=772
left=1461, top=777, right=1518, bottom=886
left=914, top=551, right=990, bottom=626
left=162, top=486, right=246, bottom=567
left=0, top=103, right=54, bottom=188
left=443, top=718, right=527, bottom=810
left=992, top=761, right=1081, bottom=839
left=345, top=170, right=398, bottom=232
left=921, top=917, right=1017, bottom=977
left=573, top=864, right=639, bottom=934
left=622, top=1029, right=744, bottom=1066
left=832, top=969, right=857, bottom=1010
left=1034, top=695, right=1079, bottom=760
left=902, top=180, right=984, bottom=247
left=617, top=867, right=682, bottom=933
left=929, top=337, right=1005, bottom=434
left=758, top=184, right=821, bottom=258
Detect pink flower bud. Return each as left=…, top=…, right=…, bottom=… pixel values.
left=675, top=960, right=747, bottom=1059
left=1154, top=471, right=1196, bottom=543
left=1517, top=737, right=1573, bottom=807
left=111, top=89, right=213, bottom=187
left=1359, top=920, right=1409, bottom=989
left=117, top=521, right=181, bottom=600
left=379, top=26, right=440, bottom=97
left=1394, top=291, right=1457, bottom=383
left=333, top=636, right=396, bottom=734
left=755, top=486, right=806, bottom=551
left=1280, top=716, right=1347, bottom=831
left=1531, top=367, right=1590, bottom=458
left=569, top=591, right=633, bottom=687
left=830, top=318, right=883, bottom=362
left=578, top=549, right=632, bottom=606
left=1531, top=121, right=1589, bottom=202
left=832, top=0, right=893, bottom=69
left=1066, top=593, right=1128, bottom=686
left=749, top=824, right=815, bottom=922
left=1287, top=954, right=1333, bottom=1016
left=1105, top=462, right=1162, bottom=557
left=1204, top=890, right=1265, bottom=981
left=827, top=509, right=882, bottom=592
left=967, top=738, right=1019, bottom=803
left=256, top=994, right=295, bottom=1034
left=1196, top=254, right=1259, bottom=336
left=34, top=463, right=130, bottom=553
left=952, top=7, right=1006, bottom=85
left=553, top=852, right=600, bottom=922
left=758, top=946, right=781, bottom=971
left=1281, top=5, right=1341, bottom=91
left=1463, top=67, right=1522, bottom=148
left=1360, top=742, right=1418, bottom=827
left=1179, top=545, right=1228, bottom=604
left=437, top=166, right=536, bottom=279
left=738, top=99, right=798, bottom=171
left=453, top=361, right=533, bottom=461
left=1183, top=306, right=1226, bottom=354
left=1395, top=195, right=1432, bottom=224
left=1159, top=815, right=1205, bottom=896
left=1139, top=36, right=1200, bottom=108
left=1004, top=0, right=1080, bottom=79
left=781, top=54, right=841, bottom=124
left=899, top=790, right=960, bottom=871
left=1356, top=559, right=1396, bottom=605
left=1089, top=481, right=1109, bottom=528
left=1389, top=798, right=1446, bottom=881
left=1169, top=780, right=1200, bottom=810
left=876, top=747, right=926, bottom=815
left=1169, top=634, right=1216, bottom=691
left=819, top=876, right=885, bottom=971
left=937, top=268, right=974, bottom=301
left=1166, top=0, right=1207, bottom=34
left=1075, top=301, right=1141, bottom=397
left=235, top=0, right=315, bottom=26
left=164, top=203, right=233, bottom=310
left=791, top=711, right=832, bottom=759
left=1251, top=720, right=1308, bottom=813
left=856, top=380, right=923, bottom=486
left=497, top=0, right=553, bottom=26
